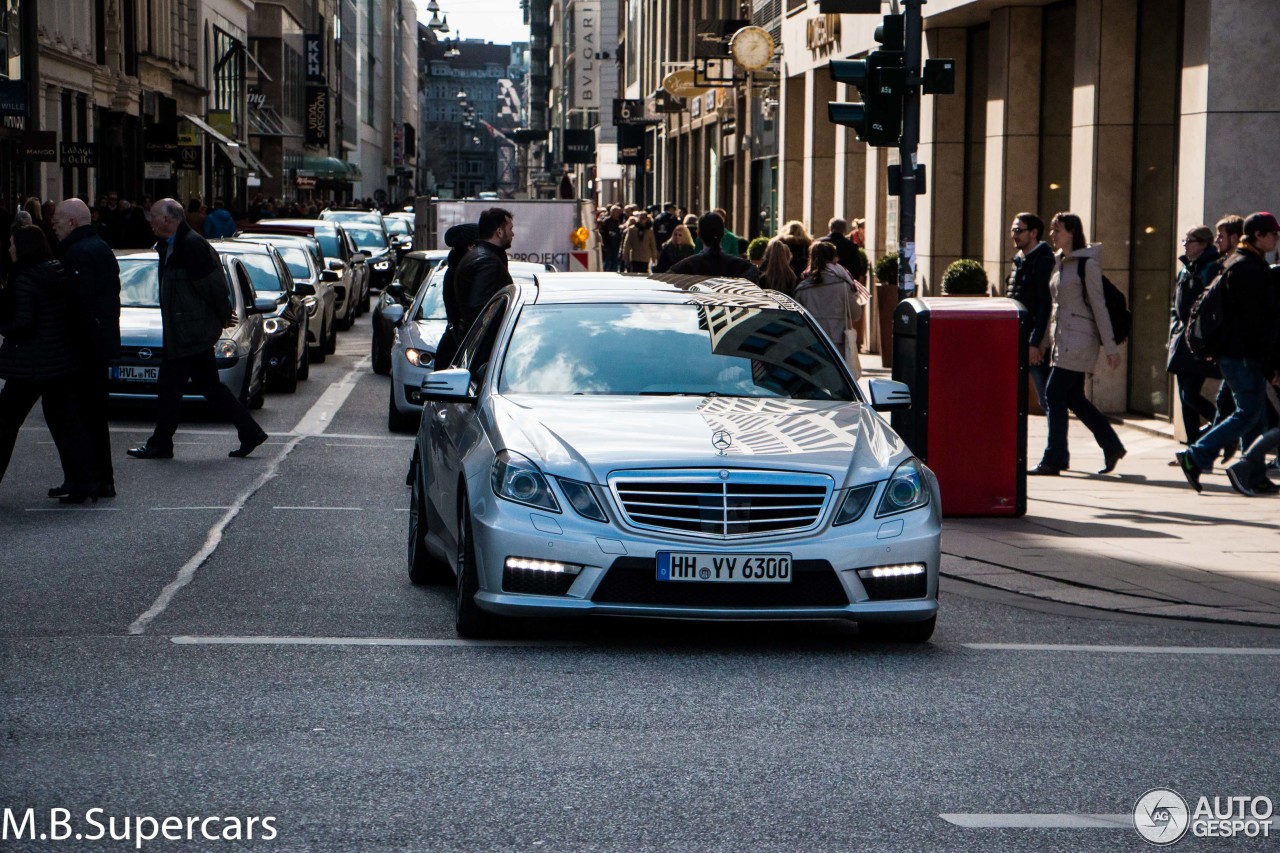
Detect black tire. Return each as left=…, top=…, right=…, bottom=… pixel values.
left=408, top=472, right=452, bottom=585
left=237, top=366, right=252, bottom=407
left=325, top=314, right=338, bottom=354
left=455, top=496, right=500, bottom=638
left=372, top=331, right=391, bottom=375
left=858, top=615, right=936, bottom=644
left=269, top=337, right=300, bottom=394
left=309, top=317, right=328, bottom=364
left=297, top=345, right=310, bottom=381
left=388, top=391, right=418, bottom=433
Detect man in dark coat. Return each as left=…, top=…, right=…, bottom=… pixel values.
left=1006, top=212, right=1055, bottom=411
left=452, top=208, right=515, bottom=343
left=818, top=217, right=868, bottom=283
left=1177, top=211, right=1279, bottom=491
left=48, top=198, right=122, bottom=497
left=670, top=212, right=761, bottom=283
left=1165, top=225, right=1221, bottom=446
left=127, top=198, right=267, bottom=460
left=653, top=202, right=680, bottom=247
left=434, top=222, right=480, bottom=369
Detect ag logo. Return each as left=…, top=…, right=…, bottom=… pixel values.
left=1134, top=788, right=1189, bottom=845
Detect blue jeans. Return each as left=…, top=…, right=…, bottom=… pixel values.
left=1030, top=359, right=1050, bottom=413
left=1040, top=367, right=1125, bottom=470
left=1188, top=357, right=1267, bottom=470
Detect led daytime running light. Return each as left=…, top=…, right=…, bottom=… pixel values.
left=505, top=557, right=582, bottom=575
left=857, top=563, right=927, bottom=579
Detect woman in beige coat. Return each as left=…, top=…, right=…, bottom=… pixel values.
left=1030, top=212, right=1126, bottom=475
left=621, top=212, right=659, bottom=272
left=793, top=242, right=869, bottom=376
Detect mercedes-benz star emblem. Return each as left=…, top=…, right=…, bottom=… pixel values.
left=712, top=431, right=732, bottom=452
left=138, top=348, right=153, bottom=360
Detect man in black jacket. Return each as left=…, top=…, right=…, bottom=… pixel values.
left=653, top=202, right=679, bottom=247
left=453, top=208, right=515, bottom=343
left=127, top=198, right=267, bottom=460
left=819, top=217, right=868, bottom=283
left=1177, top=211, right=1279, bottom=491
left=1007, top=212, right=1055, bottom=411
left=49, top=198, right=121, bottom=497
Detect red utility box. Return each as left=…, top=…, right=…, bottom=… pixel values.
left=890, top=297, right=1029, bottom=517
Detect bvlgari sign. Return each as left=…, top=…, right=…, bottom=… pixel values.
left=573, top=0, right=601, bottom=109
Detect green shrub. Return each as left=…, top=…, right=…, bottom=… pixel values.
left=874, top=251, right=899, bottom=285
left=746, top=236, right=769, bottom=262
left=941, top=258, right=989, bottom=295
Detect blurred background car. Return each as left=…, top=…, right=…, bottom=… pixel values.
left=320, top=208, right=395, bottom=300
left=383, top=214, right=415, bottom=261
left=371, top=249, right=447, bottom=375
left=239, top=219, right=368, bottom=328
left=233, top=233, right=338, bottom=364
left=110, top=250, right=272, bottom=409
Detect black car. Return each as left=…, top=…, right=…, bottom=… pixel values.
left=239, top=219, right=369, bottom=330
left=210, top=239, right=311, bottom=392
left=371, top=249, right=447, bottom=375
left=332, top=219, right=396, bottom=297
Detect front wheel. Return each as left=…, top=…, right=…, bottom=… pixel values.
left=325, top=313, right=338, bottom=354
left=408, top=473, right=452, bottom=585
left=858, top=615, right=936, bottom=644
left=372, top=331, right=391, bottom=375
left=455, top=497, right=501, bottom=638
left=388, top=391, right=417, bottom=433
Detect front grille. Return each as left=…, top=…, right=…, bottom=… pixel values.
left=861, top=572, right=928, bottom=601
left=592, top=558, right=848, bottom=608
left=610, top=470, right=831, bottom=539
left=502, top=566, right=576, bottom=596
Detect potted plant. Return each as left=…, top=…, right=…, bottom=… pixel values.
left=874, top=251, right=900, bottom=368
left=941, top=258, right=989, bottom=296
left=746, top=236, right=769, bottom=266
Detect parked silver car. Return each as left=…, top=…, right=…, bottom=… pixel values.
left=407, top=273, right=942, bottom=641
left=110, top=250, right=271, bottom=408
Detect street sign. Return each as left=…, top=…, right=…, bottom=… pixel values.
left=662, top=69, right=711, bottom=99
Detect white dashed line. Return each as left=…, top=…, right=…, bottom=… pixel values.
left=940, top=814, right=1131, bottom=829
left=964, top=643, right=1280, bottom=655
left=170, top=636, right=581, bottom=648
left=272, top=506, right=364, bottom=511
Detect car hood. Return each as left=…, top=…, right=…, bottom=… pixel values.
left=489, top=395, right=908, bottom=487
left=402, top=319, right=448, bottom=350
left=119, top=306, right=164, bottom=347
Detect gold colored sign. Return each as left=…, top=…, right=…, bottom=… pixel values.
left=662, top=69, right=711, bottom=99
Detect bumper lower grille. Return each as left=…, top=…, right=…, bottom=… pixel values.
left=592, top=558, right=848, bottom=608
left=611, top=470, right=831, bottom=539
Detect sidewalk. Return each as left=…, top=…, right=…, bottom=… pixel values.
left=859, top=354, right=1280, bottom=629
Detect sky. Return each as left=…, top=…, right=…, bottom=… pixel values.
left=415, top=0, right=531, bottom=47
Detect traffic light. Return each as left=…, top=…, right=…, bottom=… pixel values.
left=826, top=14, right=904, bottom=147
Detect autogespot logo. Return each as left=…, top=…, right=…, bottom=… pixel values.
left=1134, top=788, right=1190, bottom=845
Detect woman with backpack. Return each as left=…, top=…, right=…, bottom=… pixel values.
left=1029, top=212, right=1127, bottom=476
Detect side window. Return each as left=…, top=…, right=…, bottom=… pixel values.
left=236, top=264, right=256, bottom=306
left=274, top=254, right=294, bottom=291
left=454, top=296, right=509, bottom=393
left=397, top=258, right=422, bottom=294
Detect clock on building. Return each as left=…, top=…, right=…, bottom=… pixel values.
left=729, top=26, right=776, bottom=73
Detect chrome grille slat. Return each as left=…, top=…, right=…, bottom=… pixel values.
left=610, top=469, right=833, bottom=539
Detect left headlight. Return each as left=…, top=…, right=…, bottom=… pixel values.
left=491, top=450, right=560, bottom=512
left=404, top=348, right=433, bottom=367
left=214, top=339, right=239, bottom=359
left=263, top=317, right=291, bottom=335
left=876, top=458, right=931, bottom=517
left=373, top=259, right=392, bottom=270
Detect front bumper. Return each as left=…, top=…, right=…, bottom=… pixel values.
left=465, top=479, right=941, bottom=624
left=390, top=356, right=433, bottom=415
left=107, top=358, right=247, bottom=402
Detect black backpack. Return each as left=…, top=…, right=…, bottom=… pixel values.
left=1076, top=258, right=1131, bottom=345
left=1184, top=268, right=1230, bottom=358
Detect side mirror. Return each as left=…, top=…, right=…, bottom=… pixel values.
left=421, top=368, right=475, bottom=403
left=320, top=269, right=340, bottom=282
left=868, top=379, right=912, bottom=412
left=352, top=251, right=368, bottom=262
left=328, top=259, right=346, bottom=272
left=384, top=282, right=406, bottom=302
left=250, top=296, right=279, bottom=315
left=294, top=281, right=316, bottom=296
left=382, top=304, right=405, bottom=325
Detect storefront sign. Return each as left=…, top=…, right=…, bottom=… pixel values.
left=178, top=146, right=200, bottom=170
left=561, top=128, right=595, bottom=164
left=617, top=124, right=645, bottom=166
left=806, top=14, right=842, bottom=58
left=21, top=131, right=57, bottom=162
left=248, top=88, right=267, bottom=109
left=295, top=174, right=318, bottom=190
left=305, top=86, right=329, bottom=146
left=0, top=80, right=26, bottom=118
left=60, top=141, right=98, bottom=167
left=305, top=35, right=325, bottom=83
left=572, top=0, right=601, bottom=109
left=208, top=110, right=233, bottom=138
left=144, top=162, right=172, bottom=180
left=177, top=121, right=197, bottom=147
left=145, top=116, right=178, bottom=162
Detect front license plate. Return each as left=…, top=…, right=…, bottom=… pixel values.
left=111, top=365, right=160, bottom=382
left=656, top=552, right=792, bottom=583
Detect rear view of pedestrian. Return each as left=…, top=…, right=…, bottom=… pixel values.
left=0, top=225, right=97, bottom=501
left=758, top=238, right=798, bottom=295
left=1029, top=212, right=1126, bottom=476
left=1166, top=225, right=1221, bottom=448
left=622, top=211, right=659, bottom=273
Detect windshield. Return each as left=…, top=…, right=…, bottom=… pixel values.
left=276, top=247, right=312, bottom=280
left=386, top=219, right=412, bottom=236
left=313, top=232, right=340, bottom=258
left=415, top=278, right=446, bottom=321
left=499, top=303, right=854, bottom=400
left=344, top=224, right=388, bottom=251
left=229, top=252, right=284, bottom=296
left=119, top=259, right=233, bottom=308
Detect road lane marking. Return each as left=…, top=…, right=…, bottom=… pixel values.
left=319, top=432, right=413, bottom=441
left=24, top=507, right=122, bottom=512
left=129, top=358, right=370, bottom=636
left=152, top=506, right=235, bottom=511
left=940, top=814, right=1130, bottom=829
left=293, top=356, right=371, bottom=435
left=272, top=506, right=364, bottom=511
left=324, top=443, right=407, bottom=448
left=170, top=635, right=581, bottom=648
left=965, top=643, right=1280, bottom=655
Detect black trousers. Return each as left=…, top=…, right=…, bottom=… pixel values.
left=43, top=361, right=114, bottom=487
left=147, top=351, right=263, bottom=452
left=1174, top=372, right=1217, bottom=445
left=0, top=377, right=94, bottom=488
left=1041, top=367, right=1124, bottom=470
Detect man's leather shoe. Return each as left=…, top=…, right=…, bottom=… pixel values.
left=1028, top=464, right=1062, bottom=476
left=1098, top=448, right=1127, bottom=475
left=47, top=483, right=71, bottom=498
left=127, top=445, right=173, bottom=460
left=229, top=432, right=269, bottom=458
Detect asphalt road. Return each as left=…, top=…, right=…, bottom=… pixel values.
left=3, top=311, right=1277, bottom=852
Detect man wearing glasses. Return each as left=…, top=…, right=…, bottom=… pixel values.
left=1007, top=212, right=1055, bottom=411
left=1166, top=225, right=1221, bottom=451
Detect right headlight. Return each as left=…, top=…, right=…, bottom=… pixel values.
left=875, top=458, right=930, bottom=517
left=214, top=339, right=239, bottom=359
left=491, top=450, right=560, bottom=512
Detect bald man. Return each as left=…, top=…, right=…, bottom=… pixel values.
left=46, top=198, right=121, bottom=498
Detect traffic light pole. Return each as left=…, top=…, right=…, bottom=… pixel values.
left=897, top=0, right=923, bottom=301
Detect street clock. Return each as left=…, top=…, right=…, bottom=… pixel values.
left=729, top=26, right=776, bottom=72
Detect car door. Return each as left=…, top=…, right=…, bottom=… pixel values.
left=429, top=294, right=511, bottom=539
left=232, top=262, right=266, bottom=380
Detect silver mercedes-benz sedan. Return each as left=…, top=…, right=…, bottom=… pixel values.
left=407, top=273, right=941, bottom=641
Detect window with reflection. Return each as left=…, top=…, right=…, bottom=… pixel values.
left=499, top=303, right=856, bottom=400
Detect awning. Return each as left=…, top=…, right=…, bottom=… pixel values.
left=182, top=113, right=248, bottom=170
left=241, top=147, right=273, bottom=178
left=301, top=155, right=361, bottom=182
left=248, top=106, right=300, bottom=138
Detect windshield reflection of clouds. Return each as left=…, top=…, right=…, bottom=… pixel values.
left=499, top=303, right=853, bottom=400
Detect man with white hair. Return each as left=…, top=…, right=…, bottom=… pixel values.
left=49, top=198, right=121, bottom=497
left=126, top=198, right=267, bottom=460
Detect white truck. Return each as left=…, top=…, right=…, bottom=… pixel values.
left=412, top=198, right=599, bottom=272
